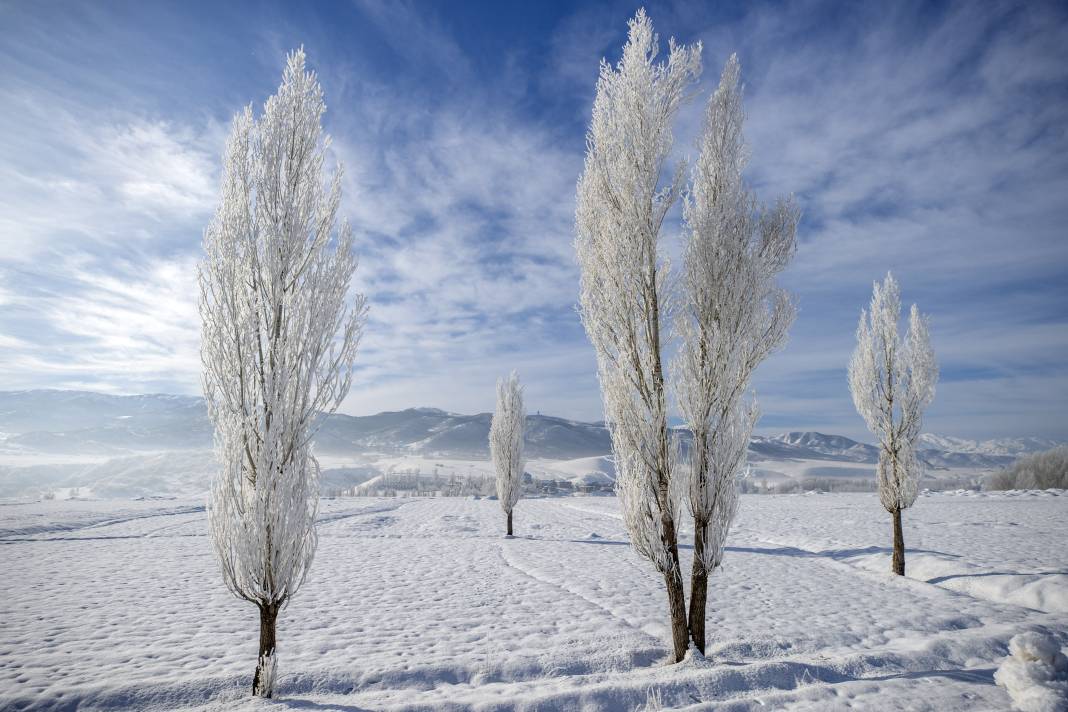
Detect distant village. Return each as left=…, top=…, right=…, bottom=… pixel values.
left=325, top=465, right=614, bottom=499
left=323, top=465, right=988, bottom=499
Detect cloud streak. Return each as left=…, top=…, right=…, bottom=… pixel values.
left=0, top=0, right=1065, bottom=441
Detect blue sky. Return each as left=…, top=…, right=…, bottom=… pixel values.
left=1, top=0, right=1066, bottom=441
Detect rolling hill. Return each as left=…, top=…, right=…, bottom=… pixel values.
left=0, top=389, right=1058, bottom=498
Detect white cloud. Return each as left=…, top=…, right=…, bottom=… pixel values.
left=0, top=0, right=1065, bottom=441
left=0, top=252, right=202, bottom=394
left=0, top=93, right=221, bottom=261
left=101, top=122, right=218, bottom=215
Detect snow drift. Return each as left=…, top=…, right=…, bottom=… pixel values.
left=995, top=631, right=1068, bottom=712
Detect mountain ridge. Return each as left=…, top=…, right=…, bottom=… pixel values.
left=0, top=390, right=1058, bottom=466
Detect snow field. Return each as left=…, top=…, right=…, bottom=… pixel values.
left=0, top=492, right=1065, bottom=710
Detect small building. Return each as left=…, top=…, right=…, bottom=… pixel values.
left=576, top=472, right=613, bottom=494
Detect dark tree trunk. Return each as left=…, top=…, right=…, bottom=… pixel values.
left=891, top=507, right=905, bottom=576
left=252, top=602, right=279, bottom=697
left=660, top=511, right=689, bottom=663
left=506, top=509, right=513, bottom=536
left=688, top=518, right=708, bottom=655
left=664, top=565, right=689, bottom=663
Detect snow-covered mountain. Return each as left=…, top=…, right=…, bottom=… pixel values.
left=753, top=432, right=878, bottom=463
left=2, top=390, right=1058, bottom=464
left=0, top=390, right=612, bottom=460
left=0, top=390, right=1059, bottom=498
left=917, top=433, right=1063, bottom=458
left=315, top=407, right=612, bottom=459
left=0, top=390, right=212, bottom=455
left=750, top=431, right=1032, bottom=470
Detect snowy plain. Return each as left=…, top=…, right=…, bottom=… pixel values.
left=1, top=491, right=1066, bottom=711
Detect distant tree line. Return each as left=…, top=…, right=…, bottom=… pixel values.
left=986, top=446, right=1068, bottom=490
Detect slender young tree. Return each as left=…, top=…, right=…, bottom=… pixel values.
left=489, top=371, right=526, bottom=536
left=848, top=273, right=937, bottom=576
left=199, top=48, right=367, bottom=698
left=674, top=55, right=798, bottom=654
left=575, top=9, right=701, bottom=664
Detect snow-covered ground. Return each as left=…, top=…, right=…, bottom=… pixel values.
left=1, top=491, right=1065, bottom=711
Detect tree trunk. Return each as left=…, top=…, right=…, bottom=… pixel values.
left=252, top=602, right=279, bottom=697
left=688, top=518, right=708, bottom=654
left=506, top=509, right=513, bottom=536
left=891, top=507, right=905, bottom=576
left=663, top=565, right=689, bottom=663
left=660, top=509, right=689, bottom=663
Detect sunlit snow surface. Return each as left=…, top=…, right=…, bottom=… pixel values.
left=1, top=491, right=1066, bottom=710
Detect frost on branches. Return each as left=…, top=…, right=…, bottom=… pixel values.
left=848, top=273, right=937, bottom=576
left=490, top=371, right=526, bottom=536
left=198, top=48, right=367, bottom=698
left=674, top=54, right=798, bottom=654
left=574, top=9, right=700, bottom=664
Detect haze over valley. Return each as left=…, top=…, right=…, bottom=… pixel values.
left=0, top=390, right=1057, bottom=500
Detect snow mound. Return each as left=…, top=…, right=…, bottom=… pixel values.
left=995, top=631, right=1068, bottom=712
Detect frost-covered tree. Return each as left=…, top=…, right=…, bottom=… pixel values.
left=575, top=9, right=701, bottom=663
left=987, top=446, right=1068, bottom=490
left=490, top=371, right=525, bottom=536
left=674, top=55, right=798, bottom=653
left=199, top=48, right=367, bottom=698
left=848, top=274, right=937, bottom=576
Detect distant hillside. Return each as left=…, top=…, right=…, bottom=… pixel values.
left=0, top=390, right=611, bottom=460
left=751, top=432, right=1022, bottom=471
left=0, top=390, right=210, bottom=454
left=314, top=407, right=612, bottom=458
left=916, top=433, right=1063, bottom=458
left=0, top=390, right=1053, bottom=471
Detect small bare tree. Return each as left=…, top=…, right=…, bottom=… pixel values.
left=848, top=273, right=937, bottom=576
left=490, top=371, right=525, bottom=536
left=575, top=9, right=701, bottom=663
left=674, top=55, right=797, bottom=654
left=199, top=48, right=367, bottom=697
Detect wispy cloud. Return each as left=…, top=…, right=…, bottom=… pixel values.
left=0, top=252, right=201, bottom=393
left=0, top=95, right=221, bottom=260
left=0, top=0, right=1065, bottom=440
left=331, top=90, right=590, bottom=415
